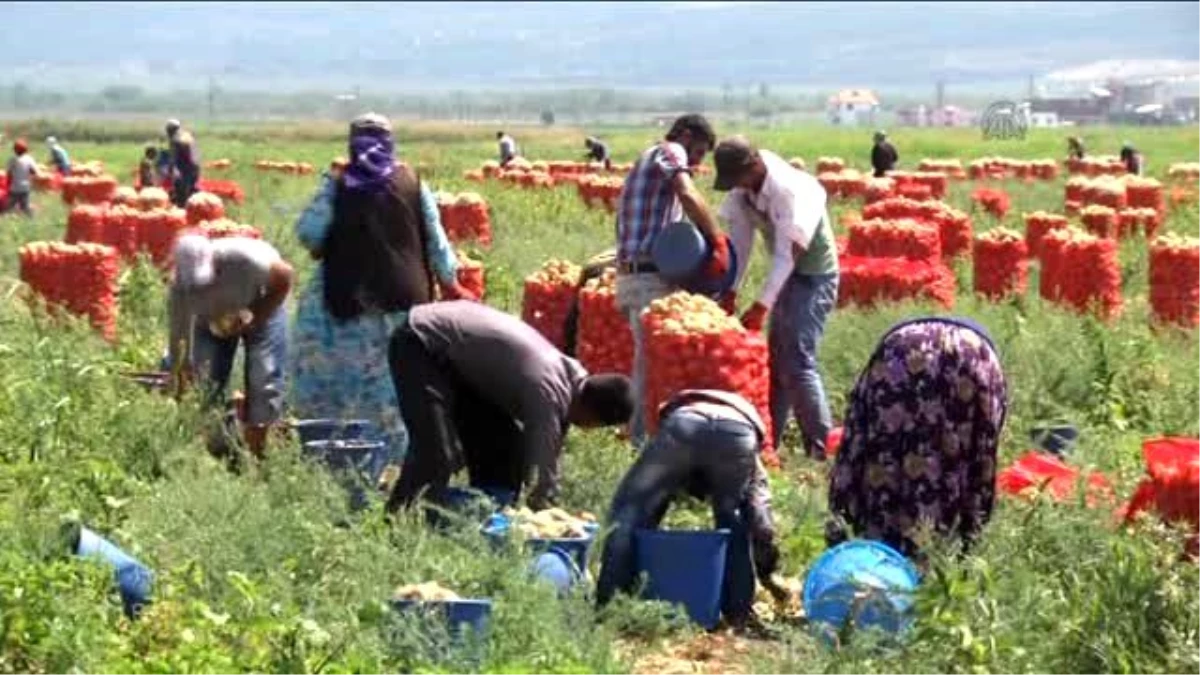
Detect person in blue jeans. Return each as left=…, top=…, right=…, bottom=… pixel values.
left=712, top=135, right=840, bottom=461
left=168, top=234, right=294, bottom=458
left=595, top=389, right=787, bottom=630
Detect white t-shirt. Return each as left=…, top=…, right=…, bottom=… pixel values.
left=5, top=154, right=38, bottom=193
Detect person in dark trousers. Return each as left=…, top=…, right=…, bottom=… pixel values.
left=385, top=301, right=634, bottom=512
left=138, top=145, right=159, bottom=190
left=166, top=119, right=201, bottom=207
left=563, top=247, right=618, bottom=358
left=1067, top=136, right=1085, bottom=161
left=870, top=130, right=898, bottom=178
left=1120, top=142, right=1144, bottom=176
left=595, top=389, right=789, bottom=630
left=584, top=136, right=613, bottom=171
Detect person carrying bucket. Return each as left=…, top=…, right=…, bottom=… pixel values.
left=595, top=389, right=788, bottom=631
left=712, top=135, right=840, bottom=462
left=168, top=234, right=295, bottom=459
left=385, top=300, right=635, bottom=512
left=825, top=316, right=1009, bottom=560
left=614, top=114, right=729, bottom=447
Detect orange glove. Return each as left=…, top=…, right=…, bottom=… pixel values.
left=702, top=236, right=731, bottom=280
left=718, top=291, right=738, bottom=316
left=441, top=281, right=479, bottom=302
left=740, top=302, right=769, bottom=332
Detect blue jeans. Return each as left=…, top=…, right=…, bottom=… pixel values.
left=768, top=272, right=838, bottom=458
left=6, top=191, right=31, bottom=216
left=192, top=306, right=288, bottom=425
left=595, top=407, right=760, bottom=622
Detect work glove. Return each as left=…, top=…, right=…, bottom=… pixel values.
left=702, top=235, right=731, bottom=280
left=717, top=291, right=738, bottom=316
left=740, top=302, right=769, bottom=332
left=440, top=281, right=479, bottom=302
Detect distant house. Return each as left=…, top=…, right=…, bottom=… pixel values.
left=827, top=89, right=879, bottom=127
left=1028, top=112, right=1060, bottom=128
left=1028, top=97, right=1111, bottom=126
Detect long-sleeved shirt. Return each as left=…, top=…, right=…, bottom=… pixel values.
left=659, top=389, right=780, bottom=579
left=49, top=145, right=70, bottom=173
left=170, top=131, right=201, bottom=177
left=405, top=301, right=588, bottom=507
left=718, top=149, right=838, bottom=310
left=168, top=238, right=282, bottom=369
left=587, top=139, right=610, bottom=163
left=294, top=172, right=458, bottom=285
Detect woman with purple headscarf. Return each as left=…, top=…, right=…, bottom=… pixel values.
left=291, top=113, right=473, bottom=475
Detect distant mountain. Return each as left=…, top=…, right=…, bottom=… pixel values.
left=1, top=1, right=1196, bottom=94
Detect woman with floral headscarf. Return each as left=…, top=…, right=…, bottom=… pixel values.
left=291, top=113, right=474, bottom=470
left=825, top=316, right=1009, bottom=560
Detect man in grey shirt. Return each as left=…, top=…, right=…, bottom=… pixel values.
left=385, top=300, right=634, bottom=512
left=169, top=234, right=294, bottom=458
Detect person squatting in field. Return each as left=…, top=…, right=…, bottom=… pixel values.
left=825, top=316, right=1009, bottom=562
left=870, top=130, right=898, bottom=178
left=713, top=135, right=840, bottom=461
left=166, top=118, right=202, bottom=207
left=168, top=234, right=294, bottom=458
left=1120, top=142, right=1145, bottom=177
left=385, top=300, right=634, bottom=513
left=614, top=113, right=730, bottom=446
left=584, top=136, right=613, bottom=171
left=5, top=139, right=40, bottom=216
left=595, top=389, right=788, bottom=630
left=497, top=131, right=519, bottom=167
left=1067, top=136, right=1086, bottom=161
left=46, top=136, right=71, bottom=176
left=291, top=113, right=473, bottom=472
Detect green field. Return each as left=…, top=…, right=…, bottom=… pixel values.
left=0, top=121, right=1197, bottom=674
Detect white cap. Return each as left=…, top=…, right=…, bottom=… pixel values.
left=46, top=136, right=57, bottom=145
left=173, top=234, right=215, bottom=288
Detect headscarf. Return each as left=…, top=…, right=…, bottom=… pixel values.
left=343, top=112, right=396, bottom=194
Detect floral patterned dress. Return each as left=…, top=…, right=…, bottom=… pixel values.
left=826, top=317, right=1009, bottom=558
left=290, top=174, right=457, bottom=464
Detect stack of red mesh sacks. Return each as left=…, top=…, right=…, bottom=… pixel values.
left=576, top=175, right=624, bottom=212
left=1120, top=438, right=1200, bottom=557
left=60, top=174, right=118, bottom=205
left=1039, top=227, right=1122, bottom=320
left=1080, top=205, right=1120, bottom=239
left=1148, top=233, right=1200, bottom=329
left=455, top=249, right=486, bottom=300
left=18, top=241, right=120, bottom=341
left=577, top=269, right=632, bottom=376
left=1022, top=212, right=1069, bottom=259
left=196, top=179, right=245, bottom=205
left=839, top=213, right=954, bottom=309
left=185, top=192, right=226, bottom=225
left=196, top=218, right=262, bottom=240
left=64, top=204, right=108, bottom=244
left=641, top=292, right=778, bottom=467
left=916, top=159, right=967, bottom=180
left=970, top=187, right=1011, bottom=219
left=862, top=197, right=973, bottom=259
left=889, top=171, right=948, bottom=199
left=130, top=191, right=188, bottom=269
left=437, top=192, right=493, bottom=247
left=1121, top=176, right=1164, bottom=238
left=521, top=259, right=581, bottom=350
left=816, top=170, right=868, bottom=201
left=973, top=228, right=1028, bottom=300
left=815, top=157, right=845, bottom=174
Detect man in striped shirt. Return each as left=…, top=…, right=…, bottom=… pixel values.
left=614, top=114, right=729, bottom=445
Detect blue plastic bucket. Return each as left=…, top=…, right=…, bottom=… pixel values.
left=650, top=222, right=739, bottom=298
left=76, top=526, right=154, bottom=619
left=302, top=439, right=389, bottom=510
left=633, top=528, right=730, bottom=630
left=482, top=514, right=599, bottom=571
left=802, top=540, right=920, bottom=642
left=388, top=595, right=492, bottom=638
left=291, top=418, right=375, bottom=444
left=1030, top=424, right=1079, bottom=457
left=530, top=548, right=584, bottom=597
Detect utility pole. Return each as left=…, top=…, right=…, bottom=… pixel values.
left=208, top=76, right=216, bottom=122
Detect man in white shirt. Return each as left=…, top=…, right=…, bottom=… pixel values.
left=497, top=131, right=519, bottom=167
left=712, top=136, right=840, bottom=461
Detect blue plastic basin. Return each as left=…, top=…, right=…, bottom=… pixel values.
left=291, top=418, right=375, bottom=444
left=633, top=528, right=730, bottom=630
left=482, top=513, right=599, bottom=571
left=302, top=439, right=389, bottom=510
left=530, top=548, right=584, bottom=597
left=391, top=598, right=492, bottom=641
left=76, top=526, right=154, bottom=619
left=802, top=540, right=920, bottom=643
left=1030, top=424, right=1079, bottom=457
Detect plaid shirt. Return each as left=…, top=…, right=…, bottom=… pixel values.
left=615, top=141, right=690, bottom=264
